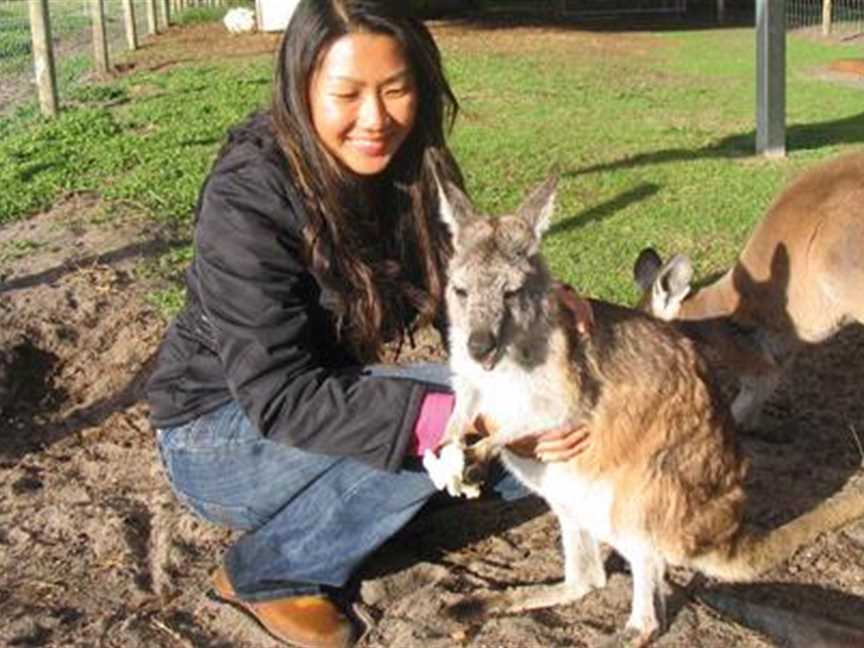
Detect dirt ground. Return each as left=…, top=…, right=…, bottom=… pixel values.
left=3, top=20, right=864, bottom=648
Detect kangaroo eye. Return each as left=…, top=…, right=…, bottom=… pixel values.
left=453, top=287, right=468, bottom=299
left=504, top=288, right=521, bottom=300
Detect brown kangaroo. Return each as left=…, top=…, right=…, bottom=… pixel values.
left=423, top=174, right=864, bottom=645
left=634, top=151, right=864, bottom=431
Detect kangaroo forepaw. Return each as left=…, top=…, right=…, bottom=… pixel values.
left=422, top=443, right=483, bottom=498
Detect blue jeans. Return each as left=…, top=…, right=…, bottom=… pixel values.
left=155, top=363, right=529, bottom=602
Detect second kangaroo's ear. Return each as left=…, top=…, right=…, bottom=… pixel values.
left=633, top=247, right=663, bottom=293
left=650, top=253, right=693, bottom=320
left=516, top=175, right=558, bottom=240
left=436, top=178, right=480, bottom=237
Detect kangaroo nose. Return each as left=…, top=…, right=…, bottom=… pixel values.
left=468, top=330, right=497, bottom=362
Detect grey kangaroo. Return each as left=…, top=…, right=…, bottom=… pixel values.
left=424, top=175, right=864, bottom=645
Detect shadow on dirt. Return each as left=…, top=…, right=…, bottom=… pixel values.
left=698, top=581, right=864, bottom=646
left=434, top=6, right=755, bottom=33
left=356, top=490, right=550, bottom=581
left=0, top=347, right=158, bottom=461
left=0, top=228, right=181, bottom=460
left=0, top=236, right=189, bottom=295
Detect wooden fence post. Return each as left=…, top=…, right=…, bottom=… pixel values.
left=822, top=0, right=833, bottom=36
left=146, top=0, right=158, bottom=35
left=122, top=0, right=139, bottom=50
left=160, top=0, right=171, bottom=29
left=90, top=0, right=110, bottom=75
left=28, top=0, right=59, bottom=117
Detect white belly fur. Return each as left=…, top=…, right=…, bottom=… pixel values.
left=454, top=342, right=616, bottom=542
left=503, top=453, right=616, bottom=542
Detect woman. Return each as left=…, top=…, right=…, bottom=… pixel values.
left=147, top=2, right=588, bottom=646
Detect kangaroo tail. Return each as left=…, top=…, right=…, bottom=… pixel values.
left=691, top=489, right=864, bottom=582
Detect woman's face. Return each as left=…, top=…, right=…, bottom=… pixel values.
left=309, top=32, right=419, bottom=176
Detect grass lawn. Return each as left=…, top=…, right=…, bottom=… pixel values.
left=1, top=18, right=863, bottom=312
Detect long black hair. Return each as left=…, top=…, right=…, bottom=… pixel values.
left=270, top=0, right=464, bottom=361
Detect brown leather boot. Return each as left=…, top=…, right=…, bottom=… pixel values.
left=210, top=567, right=354, bottom=648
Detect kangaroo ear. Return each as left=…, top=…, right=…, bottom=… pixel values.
left=633, top=247, right=663, bottom=293
left=516, top=175, right=558, bottom=240
left=650, top=253, right=693, bottom=320
left=436, top=178, right=479, bottom=237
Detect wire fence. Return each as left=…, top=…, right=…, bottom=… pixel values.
left=3, top=1, right=862, bottom=118
left=788, top=0, right=864, bottom=37
left=1, top=0, right=164, bottom=114
left=0, top=0, right=243, bottom=116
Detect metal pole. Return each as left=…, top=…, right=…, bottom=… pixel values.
left=755, top=0, right=786, bottom=158
left=90, top=0, right=110, bottom=75
left=28, top=0, right=59, bottom=117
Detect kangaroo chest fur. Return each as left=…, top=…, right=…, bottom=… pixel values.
left=450, top=329, right=617, bottom=538
left=450, top=326, right=576, bottom=439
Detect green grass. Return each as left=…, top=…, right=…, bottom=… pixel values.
left=445, top=28, right=864, bottom=302
left=0, top=61, right=272, bottom=224
left=0, top=238, right=44, bottom=264
left=1, top=23, right=863, bottom=315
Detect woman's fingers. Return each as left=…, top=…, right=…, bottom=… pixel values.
left=535, top=425, right=590, bottom=462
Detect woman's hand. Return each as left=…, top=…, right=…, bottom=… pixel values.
left=555, top=281, right=594, bottom=338
left=507, top=422, right=590, bottom=462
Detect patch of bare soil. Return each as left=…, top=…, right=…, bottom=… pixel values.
left=812, top=58, right=864, bottom=90
left=829, top=58, right=864, bottom=76
left=3, top=21, right=864, bottom=648
left=431, top=16, right=673, bottom=60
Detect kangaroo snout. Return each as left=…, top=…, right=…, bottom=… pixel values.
left=468, top=329, right=498, bottom=369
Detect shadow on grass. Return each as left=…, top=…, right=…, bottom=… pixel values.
left=548, top=182, right=661, bottom=237
left=565, top=110, right=864, bottom=178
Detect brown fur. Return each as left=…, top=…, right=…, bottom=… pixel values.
left=559, top=303, right=750, bottom=568
left=634, top=151, right=864, bottom=430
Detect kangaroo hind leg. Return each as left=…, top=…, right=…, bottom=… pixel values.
left=493, top=517, right=606, bottom=614
left=610, top=541, right=667, bottom=647
left=561, top=516, right=607, bottom=594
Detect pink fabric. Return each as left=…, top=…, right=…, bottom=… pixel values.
left=410, top=392, right=455, bottom=456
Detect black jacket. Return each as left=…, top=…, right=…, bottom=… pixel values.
left=146, top=114, right=440, bottom=472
